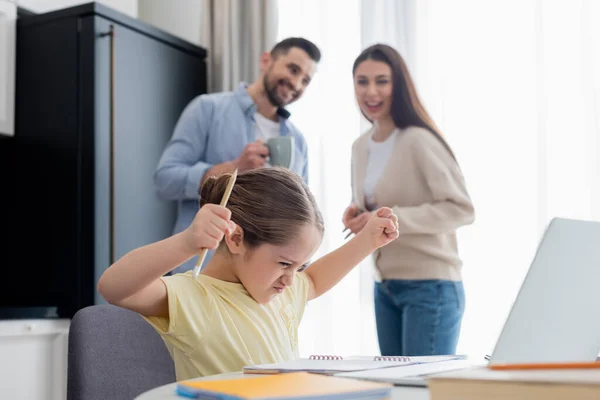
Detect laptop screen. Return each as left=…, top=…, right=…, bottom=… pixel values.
left=490, top=218, right=600, bottom=364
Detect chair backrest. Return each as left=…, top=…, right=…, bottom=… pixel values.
left=67, top=304, right=175, bottom=400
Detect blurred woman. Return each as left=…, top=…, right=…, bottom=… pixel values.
left=343, top=44, right=475, bottom=356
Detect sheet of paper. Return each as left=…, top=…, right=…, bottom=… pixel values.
left=335, top=359, right=481, bottom=383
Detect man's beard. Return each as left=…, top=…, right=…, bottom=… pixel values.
left=263, top=74, right=284, bottom=108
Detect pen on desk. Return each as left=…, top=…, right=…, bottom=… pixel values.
left=192, top=169, right=238, bottom=279
left=488, top=361, right=600, bottom=371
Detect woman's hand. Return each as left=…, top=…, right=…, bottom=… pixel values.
left=342, top=203, right=360, bottom=227
left=343, top=203, right=371, bottom=235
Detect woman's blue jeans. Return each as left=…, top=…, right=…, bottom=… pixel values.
left=374, top=279, right=465, bottom=356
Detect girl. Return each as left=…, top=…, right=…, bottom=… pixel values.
left=343, top=44, right=475, bottom=356
left=98, top=167, right=398, bottom=380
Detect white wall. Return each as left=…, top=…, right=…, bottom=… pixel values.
left=18, top=0, right=137, bottom=17
left=137, top=0, right=204, bottom=46
left=0, top=319, right=70, bottom=400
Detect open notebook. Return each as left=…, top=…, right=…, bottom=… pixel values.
left=243, top=355, right=463, bottom=375
left=176, top=371, right=392, bottom=399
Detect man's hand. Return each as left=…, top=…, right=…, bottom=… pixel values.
left=235, top=140, right=269, bottom=172
left=200, top=140, right=269, bottom=186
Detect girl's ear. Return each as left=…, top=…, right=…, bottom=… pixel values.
left=224, top=223, right=245, bottom=255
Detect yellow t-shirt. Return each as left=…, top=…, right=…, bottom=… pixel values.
left=143, top=270, right=310, bottom=381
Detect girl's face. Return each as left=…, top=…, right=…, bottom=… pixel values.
left=236, top=224, right=322, bottom=304
left=354, top=59, right=394, bottom=122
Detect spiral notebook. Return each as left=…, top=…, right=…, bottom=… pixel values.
left=243, top=355, right=466, bottom=375
left=243, top=354, right=416, bottom=375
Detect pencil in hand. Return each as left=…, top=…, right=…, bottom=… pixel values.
left=192, top=169, right=238, bottom=278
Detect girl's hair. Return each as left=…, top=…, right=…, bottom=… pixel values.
left=199, top=167, right=324, bottom=248
left=353, top=43, right=457, bottom=162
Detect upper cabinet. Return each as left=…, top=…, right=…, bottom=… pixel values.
left=0, top=0, right=16, bottom=136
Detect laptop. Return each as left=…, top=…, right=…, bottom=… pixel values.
left=336, top=217, right=600, bottom=386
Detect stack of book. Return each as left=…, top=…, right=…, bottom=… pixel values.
left=428, top=363, right=600, bottom=400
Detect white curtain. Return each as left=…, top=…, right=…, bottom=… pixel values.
left=200, top=0, right=279, bottom=92
left=360, top=0, right=600, bottom=356
left=360, top=0, right=417, bottom=72
left=280, top=0, right=600, bottom=358
left=277, top=0, right=381, bottom=357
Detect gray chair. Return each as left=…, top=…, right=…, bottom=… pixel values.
left=67, top=304, right=176, bottom=400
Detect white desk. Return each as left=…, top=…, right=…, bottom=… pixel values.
left=135, top=372, right=429, bottom=400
